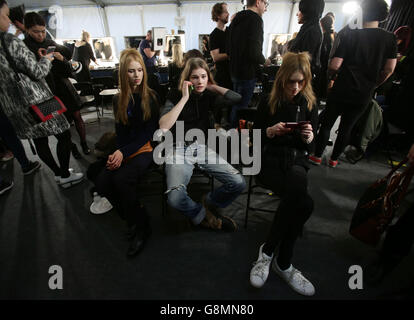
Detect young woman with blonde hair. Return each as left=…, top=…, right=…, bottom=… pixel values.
left=160, top=57, right=245, bottom=231
left=250, top=52, right=318, bottom=296
left=168, top=43, right=184, bottom=89
left=94, top=49, right=159, bottom=258
left=72, top=30, right=97, bottom=82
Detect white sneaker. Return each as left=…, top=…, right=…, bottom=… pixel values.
left=272, top=260, right=315, bottom=296
left=55, top=168, right=74, bottom=185
left=90, top=193, right=113, bottom=214
left=250, top=244, right=273, bottom=288
left=60, top=171, right=84, bottom=189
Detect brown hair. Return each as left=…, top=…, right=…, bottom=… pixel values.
left=211, top=3, right=227, bottom=22
left=268, top=52, right=315, bottom=114
left=117, top=49, right=155, bottom=125
left=179, top=57, right=216, bottom=91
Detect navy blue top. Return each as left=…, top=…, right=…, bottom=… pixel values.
left=113, top=93, right=159, bottom=158
left=139, top=39, right=156, bottom=68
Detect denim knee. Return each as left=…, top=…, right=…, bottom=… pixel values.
left=227, top=173, right=246, bottom=194
left=167, top=187, right=187, bottom=210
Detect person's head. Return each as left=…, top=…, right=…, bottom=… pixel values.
left=81, top=30, right=90, bottom=42
left=172, top=43, right=184, bottom=67
left=183, top=49, right=204, bottom=65
left=0, top=0, right=10, bottom=33
left=326, top=12, right=335, bottom=21
left=361, top=0, right=389, bottom=23
left=117, top=49, right=154, bottom=124
left=297, top=0, right=325, bottom=24
left=9, top=4, right=24, bottom=31
left=246, top=0, right=268, bottom=17
left=24, top=12, right=46, bottom=43
left=211, top=3, right=229, bottom=24
left=269, top=52, right=315, bottom=114
left=320, top=14, right=334, bottom=33
left=146, top=30, right=152, bottom=41
left=179, top=57, right=216, bottom=94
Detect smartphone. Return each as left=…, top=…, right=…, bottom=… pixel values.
left=189, top=84, right=194, bottom=94
left=285, top=122, right=299, bottom=129
left=298, top=121, right=310, bottom=127
left=46, top=46, right=56, bottom=54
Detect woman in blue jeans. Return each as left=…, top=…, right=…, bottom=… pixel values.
left=159, top=57, right=245, bottom=231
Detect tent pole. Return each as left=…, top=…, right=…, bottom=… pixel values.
left=287, top=0, right=297, bottom=34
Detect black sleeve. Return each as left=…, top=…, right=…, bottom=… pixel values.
left=247, top=18, right=265, bottom=65
left=209, top=31, right=219, bottom=51
left=254, top=96, right=270, bottom=145
left=333, top=30, right=348, bottom=59
left=87, top=43, right=96, bottom=62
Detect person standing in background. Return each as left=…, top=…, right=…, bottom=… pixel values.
left=227, top=0, right=268, bottom=128
left=139, top=30, right=157, bottom=76
left=72, top=30, right=98, bottom=82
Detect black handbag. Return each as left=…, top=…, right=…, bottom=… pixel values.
left=1, top=34, right=67, bottom=123
left=349, top=158, right=414, bottom=246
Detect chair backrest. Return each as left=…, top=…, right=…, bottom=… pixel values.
left=92, top=76, right=115, bottom=89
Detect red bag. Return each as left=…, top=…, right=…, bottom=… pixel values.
left=29, top=96, right=67, bottom=123
left=349, top=158, right=414, bottom=246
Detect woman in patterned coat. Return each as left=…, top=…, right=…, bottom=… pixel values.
left=0, top=0, right=83, bottom=188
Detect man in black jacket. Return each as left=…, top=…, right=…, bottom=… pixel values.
left=227, top=0, right=268, bottom=128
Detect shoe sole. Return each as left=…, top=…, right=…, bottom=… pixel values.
left=308, top=159, right=321, bottom=166
left=0, top=181, right=14, bottom=195
left=60, top=177, right=84, bottom=189
left=23, top=163, right=42, bottom=176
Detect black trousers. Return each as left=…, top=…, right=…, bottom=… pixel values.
left=33, top=130, right=72, bottom=177
left=95, top=152, right=153, bottom=228
left=315, top=100, right=368, bottom=160
left=263, top=165, right=314, bottom=269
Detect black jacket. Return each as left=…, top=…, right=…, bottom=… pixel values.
left=254, top=94, right=318, bottom=171
left=227, top=10, right=265, bottom=80
left=288, top=18, right=323, bottom=75
left=161, top=88, right=241, bottom=143
left=24, top=35, right=81, bottom=111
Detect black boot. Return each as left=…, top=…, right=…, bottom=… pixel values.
left=126, top=206, right=151, bottom=258
left=72, top=143, right=82, bottom=159
left=81, top=141, right=91, bottom=155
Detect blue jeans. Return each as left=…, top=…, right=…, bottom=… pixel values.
left=230, top=77, right=257, bottom=128
left=165, top=142, right=246, bottom=225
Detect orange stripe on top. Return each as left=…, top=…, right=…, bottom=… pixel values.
left=124, top=141, right=153, bottom=162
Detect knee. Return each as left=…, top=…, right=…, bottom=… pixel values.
left=226, top=173, right=246, bottom=194
left=167, top=185, right=187, bottom=209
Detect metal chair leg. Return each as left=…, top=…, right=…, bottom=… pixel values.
left=244, top=175, right=253, bottom=229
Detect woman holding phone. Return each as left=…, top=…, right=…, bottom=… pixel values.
left=159, top=57, right=245, bottom=231
left=250, top=52, right=318, bottom=296
left=23, top=12, right=92, bottom=157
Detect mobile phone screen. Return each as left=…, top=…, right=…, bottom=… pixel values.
left=46, top=46, right=56, bottom=54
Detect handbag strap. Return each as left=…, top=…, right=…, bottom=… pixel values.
left=0, top=33, right=22, bottom=82
left=386, top=157, right=409, bottom=180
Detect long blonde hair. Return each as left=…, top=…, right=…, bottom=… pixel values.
left=172, top=44, right=184, bottom=68
left=269, top=52, right=315, bottom=114
left=117, top=49, right=155, bottom=125
left=81, top=30, right=90, bottom=42
left=179, top=57, right=216, bottom=91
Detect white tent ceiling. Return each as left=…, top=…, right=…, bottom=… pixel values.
left=8, top=0, right=351, bottom=9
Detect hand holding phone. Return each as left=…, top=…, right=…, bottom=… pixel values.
left=46, top=46, right=56, bottom=54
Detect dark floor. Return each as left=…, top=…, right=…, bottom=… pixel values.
left=0, top=112, right=413, bottom=300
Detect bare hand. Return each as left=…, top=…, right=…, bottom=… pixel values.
left=300, top=123, right=314, bottom=143
left=53, top=52, right=64, bottom=61
left=106, top=150, right=123, bottom=171
left=182, top=80, right=193, bottom=101
left=408, top=144, right=414, bottom=164
left=271, top=122, right=292, bottom=136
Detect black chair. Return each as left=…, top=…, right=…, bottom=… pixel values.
left=72, top=80, right=100, bottom=121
